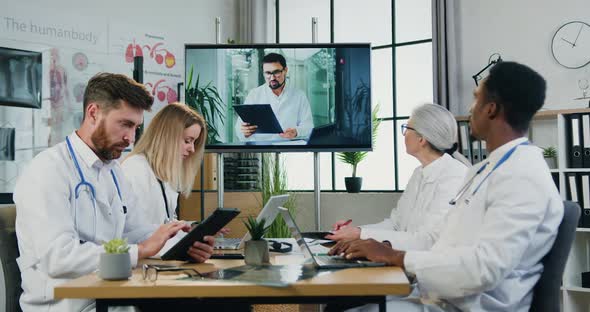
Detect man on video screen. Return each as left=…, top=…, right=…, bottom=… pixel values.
left=235, top=53, right=313, bottom=142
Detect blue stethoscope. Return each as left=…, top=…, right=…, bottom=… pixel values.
left=449, top=141, right=529, bottom=205
left=66, top=136, right=126, bottom=240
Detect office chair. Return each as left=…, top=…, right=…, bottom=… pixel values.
left=0, top=205, right=22, bottom=312
left=529, top=201, right=580, bottom=312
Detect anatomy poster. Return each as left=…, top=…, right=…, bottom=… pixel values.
left=47, top=48, right=107, bottom=146
left=109, top=23, right=184, bottom=127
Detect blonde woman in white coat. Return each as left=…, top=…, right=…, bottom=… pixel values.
left=122, top=102, right=206, bottom=225
left=327, top=103, right=469, bottom=251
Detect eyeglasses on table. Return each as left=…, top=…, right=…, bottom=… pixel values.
left=142, top=264, right=203, bottom=281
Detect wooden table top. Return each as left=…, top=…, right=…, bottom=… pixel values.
left=54, top=255, right=410, bottom=299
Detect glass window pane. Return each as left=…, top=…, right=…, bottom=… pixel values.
left=335, top=120, right=394, bottom=190
left=279, top=0, right=331, bottom=43
left=284, top=152, right=333, bottom=190
left=372, top=48, right=393, bottom=118
left=395, top=42, right=433, bottom=117
left=396, top=119, right=421, bottom=189
left=395, top=0, right=432, bottom=43
left=333, top=0, right=392, bottom=46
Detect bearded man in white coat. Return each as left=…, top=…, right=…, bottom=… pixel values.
left=329, top=61, right=563, bottom=312
left=236, top=52, right=313, bottom=142
left=13, top=73, right=216, bottom=312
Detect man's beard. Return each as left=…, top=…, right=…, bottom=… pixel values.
left=268, top=79, right=284, bottom=90
left=91, top=121, right=128, bottom=161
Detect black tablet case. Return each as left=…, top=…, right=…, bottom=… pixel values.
left=161, top=208, right=240, bottom=261
left=234, top=104, right=283, bottom=133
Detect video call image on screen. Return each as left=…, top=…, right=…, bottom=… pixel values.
left=185, top=43, right=372, bottom=152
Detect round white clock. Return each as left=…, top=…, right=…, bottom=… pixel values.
left=551, top=21, right=590, bottom=69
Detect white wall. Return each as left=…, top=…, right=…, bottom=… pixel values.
left=292, top=192, right=401, bottom=231
left=452, top=0, right=590, bottom=115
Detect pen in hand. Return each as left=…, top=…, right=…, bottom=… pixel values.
left=335, top=219, right=353, bottom=231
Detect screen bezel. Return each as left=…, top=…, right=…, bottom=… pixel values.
left=184, top=43, right=372, bottom=153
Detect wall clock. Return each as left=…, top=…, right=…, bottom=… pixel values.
left=551, top=21, right=590, bottom=69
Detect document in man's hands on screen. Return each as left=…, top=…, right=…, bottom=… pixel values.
left=234, top=104, right=283, bottom=133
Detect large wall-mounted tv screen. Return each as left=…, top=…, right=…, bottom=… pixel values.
left=185, top=43, right=372, bottom=152
left=0, top=47, right=42, bottom=109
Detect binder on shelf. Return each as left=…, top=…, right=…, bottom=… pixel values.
left=458, top=122, right=471, bottom=161
left=481, top=140, right=488, bottom=161
left=551, top=172, right=560, bottom=192
left=581, top=173, right=590, bottom=228
left=566, top=172, right=583, bottom=227
left=471, top=140, right=481, bottom=164
left=582, top=114, right=590, bottom=168
left=567, top=114, right=583, bottom=168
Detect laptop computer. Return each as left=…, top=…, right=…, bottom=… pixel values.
left=214, top=194, right=289, bottom=250
left=277, top=206, right=385, bottom=269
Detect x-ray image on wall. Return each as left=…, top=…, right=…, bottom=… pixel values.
left=0, top=128, right=15, bottom=161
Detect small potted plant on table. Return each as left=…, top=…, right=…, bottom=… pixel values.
left=243, top=217, right=271, bottom=265
left=99, top=238, right=132, bottom=280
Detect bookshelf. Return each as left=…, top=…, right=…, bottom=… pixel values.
left=457, top=107, right=590, bottom=312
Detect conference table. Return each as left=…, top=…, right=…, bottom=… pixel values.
left=54, top=254, right=410, bottom=312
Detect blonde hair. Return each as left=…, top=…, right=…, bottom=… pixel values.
left=126, top=102, right=207, bottom=196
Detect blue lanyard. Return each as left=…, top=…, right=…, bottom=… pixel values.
left=449, top=141, right=529, bottom=205
left=471, top=141, right=529, bottom=195
left=65, top=136, right=123, bottom=203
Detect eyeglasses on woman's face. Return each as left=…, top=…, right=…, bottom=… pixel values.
left=401, top=123, right=418, bottom=136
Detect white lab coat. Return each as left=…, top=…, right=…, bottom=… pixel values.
left=13, top=132, right=157, bottom=312
left=121, top=154, right=179, bottom=224
left=360, top=153, right=468, bottom=251
left=400, top=137, right=564, bottom=311
left=235, top=81, right=314, bottom=141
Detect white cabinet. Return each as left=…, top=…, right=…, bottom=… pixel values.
left=551, top=109, right=590, bottom=312
left=528, top=108, right=590, bottom=312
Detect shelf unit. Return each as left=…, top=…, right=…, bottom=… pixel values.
left=458, top=108, right=590, bottom=312
left=529, top=108, right=590, bottom=312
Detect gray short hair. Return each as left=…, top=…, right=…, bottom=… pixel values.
left=411, top=103, right=457, bottom=152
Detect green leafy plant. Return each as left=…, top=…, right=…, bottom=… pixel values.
left=261, top=153, right=297, bottom=238
left=337, top=104, right=381, bottom=177
left=185, top=65, right=225, bottom=144
left=103, top=238, right=130, bottom=254
left=543, top=146, right=557, bottom=158
left=244, top=216, right=271, bottom=241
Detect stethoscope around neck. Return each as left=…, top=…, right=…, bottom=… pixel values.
left=449, top=141, right=529, bottom=205
left=65, top=136, right=125, bottom=241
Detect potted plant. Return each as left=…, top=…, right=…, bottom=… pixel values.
left=543, top=146, right=557, bottom=169
left=185, top=65, right=225, bottom=144
left=243, top=216, right=271, bottom=265
left=98, top=238, right=132, bottom=280
left=337, top=105, right=381, bottom=193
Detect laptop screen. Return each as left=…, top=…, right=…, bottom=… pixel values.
left=237, top=194, right=289, bottom=247
left=278, top=207, right=318, bottom=265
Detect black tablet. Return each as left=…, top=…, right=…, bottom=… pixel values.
left=161, top=208, right=240, bottom=261
left=233, top=104, right=283, bottom=133
left=301, top=231, right=333, bottom=240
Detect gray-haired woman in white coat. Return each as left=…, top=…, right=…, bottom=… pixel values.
left=327, top=103, right=470, bottom=251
